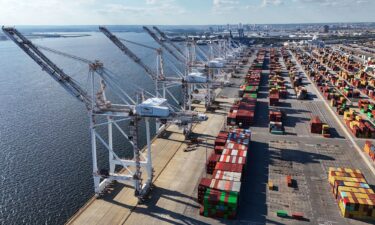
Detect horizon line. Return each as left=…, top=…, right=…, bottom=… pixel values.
left=4, top=22, right=375, bottom=27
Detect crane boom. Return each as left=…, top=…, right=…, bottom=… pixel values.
left=99, top=26, right=159, bottom=80
left=35, top=44, right=93, bottom=64
left=2, top=26, right=92, bottom=106
left=118, top=37, right=158, bottom=51
left=152, top=26, right=185, bottom=59
left=143, top=26, right=185, bottom=64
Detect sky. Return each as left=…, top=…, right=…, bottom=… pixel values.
left=0, top=0, right=374, bottom=25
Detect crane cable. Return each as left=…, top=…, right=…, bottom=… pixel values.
left=35, top=44, right=93, bottom=65
left=36, top=43, right=184, bottom=112
left=119, top=37, right=159, bottom=51
left=119, top=37, right=185, bottom=79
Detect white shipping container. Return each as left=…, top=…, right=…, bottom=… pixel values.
left=214, top=170, right=242, bottom=182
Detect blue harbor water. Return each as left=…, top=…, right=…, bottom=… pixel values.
left=0, top=26, right=183, bottom=225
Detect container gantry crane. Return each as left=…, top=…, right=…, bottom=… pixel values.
left=2, top=26, right=208, bottom=201
left=152, top=26, right=186, bottom=60
left=143, top=26, right=186, bottom=64
left=187, top=39, right=244, bottom=108
left=143, top=26, right=223, bottom=109
left=100, top=26, right=220, bottom=134
left=99, top=26, right=181, bottom=104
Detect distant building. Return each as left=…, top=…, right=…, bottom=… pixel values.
left=311, top=35, right=325, bottom=48
left=238, top=23, right=244, bottom=38
left=323, top=25, right=329, bottom=33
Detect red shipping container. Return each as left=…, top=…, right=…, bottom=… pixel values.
left=212, top=170, right=242, bottom=182
left=214, top=145, right=225, bottom=154
left=215, top=162, right=243, bottom=173
left=206, top=152, right=221, bottom=174
left=225, top=142, right=247, bottom=150
left=198, top=178, right=211, bottom=203
left=214, top=135, right=227, bottom=147
left=219, top=155, right=246, bottom=165
left=222, top=149, right=247, bottom=157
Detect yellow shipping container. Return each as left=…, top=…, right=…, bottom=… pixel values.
left=338, top=186, right=374, bottom=195
left=329, top=167, right=363, bottom=174
left=330, top=99, right=336, bottom=107
left=337, top=194, right=375, bottom=220
left=330, top=171, right=364, bottom=179
left=345, top=191, right=373, bottom=200
left=344, top=111, right=351, bottom=120
left=333, top=181, right=372, bottom=196
left=350, top=121, right=359, bottom=130
left=329, top=176, right=367, bottom=186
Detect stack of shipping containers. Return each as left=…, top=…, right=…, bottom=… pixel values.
left=197, top=49, right=267, bottom=219
left=328, top=167, right=375, bottom=220
left=293, top=48, right=375, bottom=139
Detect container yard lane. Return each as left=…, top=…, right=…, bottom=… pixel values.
left=237, top=48, right=375, bottom=225
left=67, top=50, right=257, bottom=225
left=67, top=48, right=375, bottom=225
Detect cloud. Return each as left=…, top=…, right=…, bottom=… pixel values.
left=261, top=0, right=284, bottom=7
left=100, top=0, right=185, bottom=17
left=146, top=0, right=157, bottom=4
left=0, top=0, right=373, bottom=25
left=146, top=0, right=174, bottom=5
left=213, top=0, right=239, bottom=6
left=0, top=0, right=186, bottom=25
left=212, top=0, right=240, bottom=14
left=293, top=0, right=369, bottom=6
left=0, top=0, right=99, bottom=25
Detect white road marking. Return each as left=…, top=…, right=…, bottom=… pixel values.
left=290, top=50, right=375, bottom=176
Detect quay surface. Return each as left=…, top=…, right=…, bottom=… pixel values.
left=67, top=49, right=375, bottom=225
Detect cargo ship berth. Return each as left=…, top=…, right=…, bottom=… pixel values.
left=67, top=48, right=375, bottom=225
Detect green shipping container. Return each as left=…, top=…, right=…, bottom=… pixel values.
left=202, top=188, right=238, bottom=219
left=276, top=210, right=288, bottom=218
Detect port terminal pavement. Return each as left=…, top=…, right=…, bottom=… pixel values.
left=67, top=48, right=375, bottom=225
